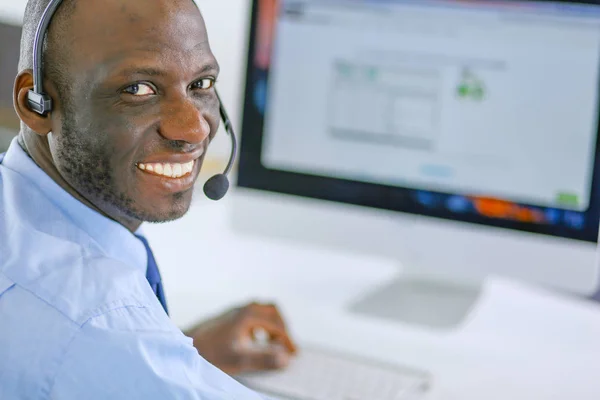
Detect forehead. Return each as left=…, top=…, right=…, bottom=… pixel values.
left=60, top=0, right=215, bottom=78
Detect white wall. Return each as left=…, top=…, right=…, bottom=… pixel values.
left=0, top=1, right=23, bottom=25
left=0, top=0, right=252, bottom=160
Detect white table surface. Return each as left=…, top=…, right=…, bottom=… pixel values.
left=144, top=190, right=600, bottom=400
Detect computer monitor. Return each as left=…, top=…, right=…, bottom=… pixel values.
left=233, top=0, right=600, bottom=328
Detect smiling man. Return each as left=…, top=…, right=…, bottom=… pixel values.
left=0, top=0, right=295, bottom=398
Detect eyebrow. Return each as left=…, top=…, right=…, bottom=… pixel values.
left=114, top=62, right=220, bottom=79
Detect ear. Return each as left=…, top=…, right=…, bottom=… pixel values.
left=13, top=69, right=54, bottom=136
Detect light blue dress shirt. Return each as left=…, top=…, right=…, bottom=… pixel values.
left=0, top=139, right=264, bottom=399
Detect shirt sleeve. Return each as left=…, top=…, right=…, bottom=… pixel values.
left=48, top=304, right=266, bottom=400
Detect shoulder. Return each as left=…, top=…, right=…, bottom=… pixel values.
left=3, top=243, right=157, bottom=325
left=0, top=264, right=168, bottom=399
left=49, top=306, right=266, bottom=400
left=0, top=176, right=155, bottom=324
left=0, top=262, right=157, bottom=399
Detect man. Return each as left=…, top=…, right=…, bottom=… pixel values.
left=0, top=0, right=296, bottom=398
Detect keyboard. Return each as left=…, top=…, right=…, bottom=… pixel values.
left=238, top=346, right=433, bottom=400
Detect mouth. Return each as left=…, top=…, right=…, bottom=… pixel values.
left=137, top=160, right=195, bottom=179
left=135, top=147, right=205, bottom=193
left=136, top=147, right=205, bottom=179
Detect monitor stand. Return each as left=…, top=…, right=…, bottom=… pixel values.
left=348, top=273, right=482, bottom=330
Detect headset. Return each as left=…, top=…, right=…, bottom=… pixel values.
left=26, top=0, right=237, bottom=201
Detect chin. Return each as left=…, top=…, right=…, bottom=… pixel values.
left=130, top=191, right=194, bottom=224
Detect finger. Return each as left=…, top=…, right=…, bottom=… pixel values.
left=244, top=303, right=288, bottom=331
left=236, top=345, right=291, bottom=373
left=238, top=303, right=298, bottom=353
left=240, top=317, right=297, bottom=354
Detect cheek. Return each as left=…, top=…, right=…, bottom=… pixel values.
left=85, top=118, right=147, bottom=177
left=96, top=110, right=148, bottom=148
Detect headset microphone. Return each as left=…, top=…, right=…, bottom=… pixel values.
left=27, top=0, right=238, bottom=201
left=203, top=90, right=237, bottom=201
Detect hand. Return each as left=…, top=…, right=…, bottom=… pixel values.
left=185, top=302, right=298, bottom=376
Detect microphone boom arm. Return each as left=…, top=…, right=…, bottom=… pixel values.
left=215, top=89, right=237, bottom=177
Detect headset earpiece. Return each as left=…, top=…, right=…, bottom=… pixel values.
left=27, top=90, right=53, bottom=115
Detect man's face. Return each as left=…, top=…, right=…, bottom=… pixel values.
left=48, top=0, right=220, bottom=223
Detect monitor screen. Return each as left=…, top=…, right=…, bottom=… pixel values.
left=238, top=0, right=600, bottom=243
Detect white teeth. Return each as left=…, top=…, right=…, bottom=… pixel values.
left=173, top=164, right=182, bottom=177
left=137, top=161, right=195, bottom=178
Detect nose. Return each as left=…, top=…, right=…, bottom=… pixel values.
left=159, top=97, right=211, bottom=144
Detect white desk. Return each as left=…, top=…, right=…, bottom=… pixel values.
left=144, top=191, right=600, bottom=400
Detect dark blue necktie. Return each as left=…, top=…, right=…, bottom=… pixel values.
left=136, top=235, right=169, bottom=315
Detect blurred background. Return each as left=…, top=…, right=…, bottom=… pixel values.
left=0, top=17, right=20, bottom=150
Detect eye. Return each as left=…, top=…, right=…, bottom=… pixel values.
left=122, top=83, right=156, bottom=96
left=191, top=78, right=215, bottom=90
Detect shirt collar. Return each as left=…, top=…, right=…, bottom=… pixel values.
left=2, top=138, right=147, bottom=271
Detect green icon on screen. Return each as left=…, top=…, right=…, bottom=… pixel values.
left=556, top=192, right=580, bottom=207
left=456, top=68, right=486, bottom=101
left=337, top=62, right=353, bottom=77
left=366, top=66, right=378, bottom=81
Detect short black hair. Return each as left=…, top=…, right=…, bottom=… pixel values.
left=18, top=0, right=78, bottom=105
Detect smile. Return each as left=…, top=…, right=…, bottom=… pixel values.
left=137, top=161, right=195, bottom=179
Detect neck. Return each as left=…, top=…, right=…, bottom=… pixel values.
left=18, top=131, right=142, bottom=233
